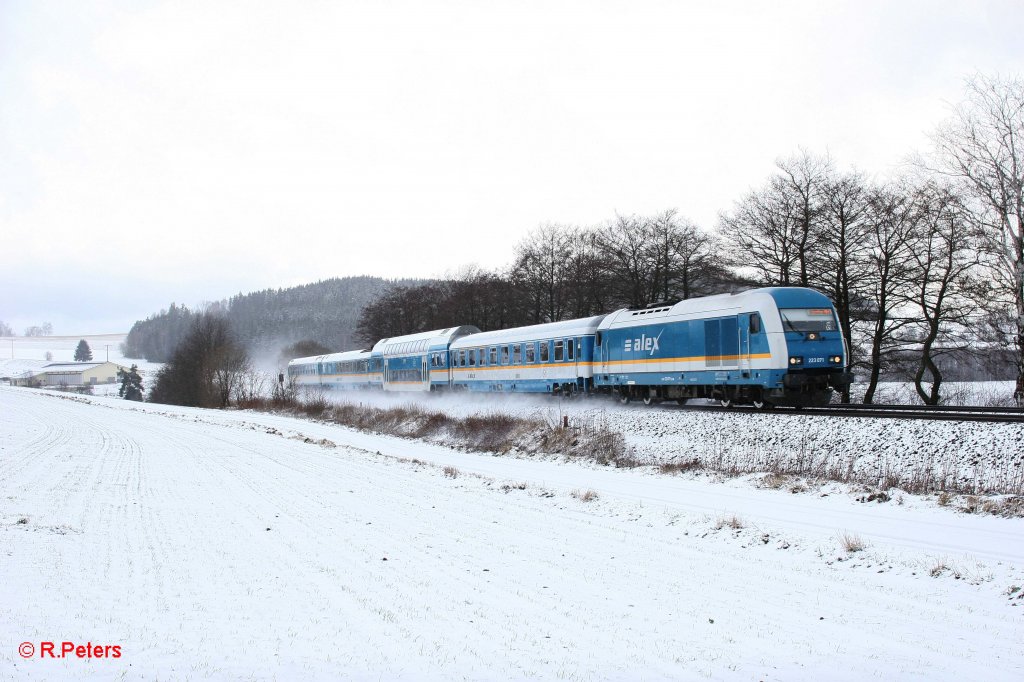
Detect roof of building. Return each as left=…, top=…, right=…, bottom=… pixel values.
left=42, top=361, right=125, bottom=372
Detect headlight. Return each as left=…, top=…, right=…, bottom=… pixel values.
left=789, top=356, right=803, bottom=366
left=831, top=355, right=842, bottom=363
left=806, top=332, right=819, bottom=340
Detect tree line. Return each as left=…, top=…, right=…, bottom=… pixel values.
left=122, top=276, right=402, bottom=363
left=358, top=74, right=1024, bottom=406
left=0, top=321, right=53, bottom=337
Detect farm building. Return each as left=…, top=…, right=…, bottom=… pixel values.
left=12, top=361, right=128, bottom=388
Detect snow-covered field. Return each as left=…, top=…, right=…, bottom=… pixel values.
left=2, top=386, right=1022, bottom=680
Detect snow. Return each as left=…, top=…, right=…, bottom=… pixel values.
left=314, top=389, right=1024, bottom=495
left=2, top=386, right=1023, bottom=680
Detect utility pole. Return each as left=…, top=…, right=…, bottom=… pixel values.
left=105, top=344, right=110, bottom=362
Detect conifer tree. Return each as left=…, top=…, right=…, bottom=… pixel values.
left=117, top=364, right=144, bottom=401
left=74, top=339, right=93, bottom=361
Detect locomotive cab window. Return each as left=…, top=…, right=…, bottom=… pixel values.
left=780, top=308, right=837, bottom=333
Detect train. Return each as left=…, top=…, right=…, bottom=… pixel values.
left=288, top=287, right=852, bottom=408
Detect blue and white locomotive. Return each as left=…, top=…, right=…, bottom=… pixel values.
left=287, top=287, right=850, bottom=407
left=593, top=287, right=849, bottom=407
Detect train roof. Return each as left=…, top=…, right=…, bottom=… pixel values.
left=599, top=287, right=834, bottom=330
left=316, top=349, right=372, bottom=363
left=372, top=325, right=481, bottom=357
left=450, top=315, right=608, bottom=349
left=288, top=348, right=374, bottom=369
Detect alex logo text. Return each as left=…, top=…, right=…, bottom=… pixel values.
left=624, top=332, right=663, bottom=356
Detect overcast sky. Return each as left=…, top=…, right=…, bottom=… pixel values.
left=2, top=0, right=1022, bottom=333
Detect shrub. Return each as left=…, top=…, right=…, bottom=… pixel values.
left=149, top=313, right=249, bottom=408
left=571, top=489, right=599, bottom=502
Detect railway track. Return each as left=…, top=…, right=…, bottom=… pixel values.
left=674, top=401, right=1024, bottom=423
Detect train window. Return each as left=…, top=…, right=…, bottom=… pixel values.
left=566, top=338, right=575, bottom=361
left=540, top=341, right=549, bottom=362
left=780, top=308, right=837, bottom=333
left=501, top=346, right=509, bottom=364
left=525, top=343, right=535, bottom=363
left=554, top=340, right=564, bottom=362
left=459, top=350, right=467, bottom=366
left=750, top=314, right=761, bottom=334
left=489, top=347, right=497, bottom=365
left=469, top=350, right=476, bottom=366
left=511, top=344, right=520, bottom=364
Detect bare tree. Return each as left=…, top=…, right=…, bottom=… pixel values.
left=720, top=180, right=803, bottom=285
left=860, top=182, right=921, bottom=403
left=561, top=228, right=613, bottom=318
left=929, top=74, right=1024, bottom=404
left=721, top=151, right=833, bottom=288
left=906, top=183, right=987, bottom=404
left=814, top=171, right=872, bottom=401
left=511, top=225, right=573, bottom=323
left=777, top=150, right=832, bottom=286
left=596, top=214, right=660, bottom=308
left=0, top=320, right=13, bottom=336
left=24, top=324, right=53, bottom=337
left=150, top=313, right=250, bottom=408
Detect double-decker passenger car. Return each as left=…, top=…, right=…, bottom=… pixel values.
left=372, top=326, right=480, bottom=392
left=447, top=316, right=606, bottom=394
left=286, top=349, right=381, bottom=391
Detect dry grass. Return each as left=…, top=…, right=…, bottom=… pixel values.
left=660, top=458, right=703, bottom=475
left=714, top=514, right=745, bottom=530
left=840, top=532, right=867, bottom=553
left=571, top=489, right=599, bottom=502
left=442, top=465, right=459, bottom=479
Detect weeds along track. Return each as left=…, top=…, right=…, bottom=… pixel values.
left=259, top=393, right=1024, bottom=499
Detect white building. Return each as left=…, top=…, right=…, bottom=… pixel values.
left=13, top=361, right=128, bottom=387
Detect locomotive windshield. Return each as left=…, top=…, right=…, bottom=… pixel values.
left=779, top=308, right=837, bottom=333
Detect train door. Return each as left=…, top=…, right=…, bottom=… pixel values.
left=738, top=314, right=751, bottom=374
left=422, top=355, right=429, bottom=390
